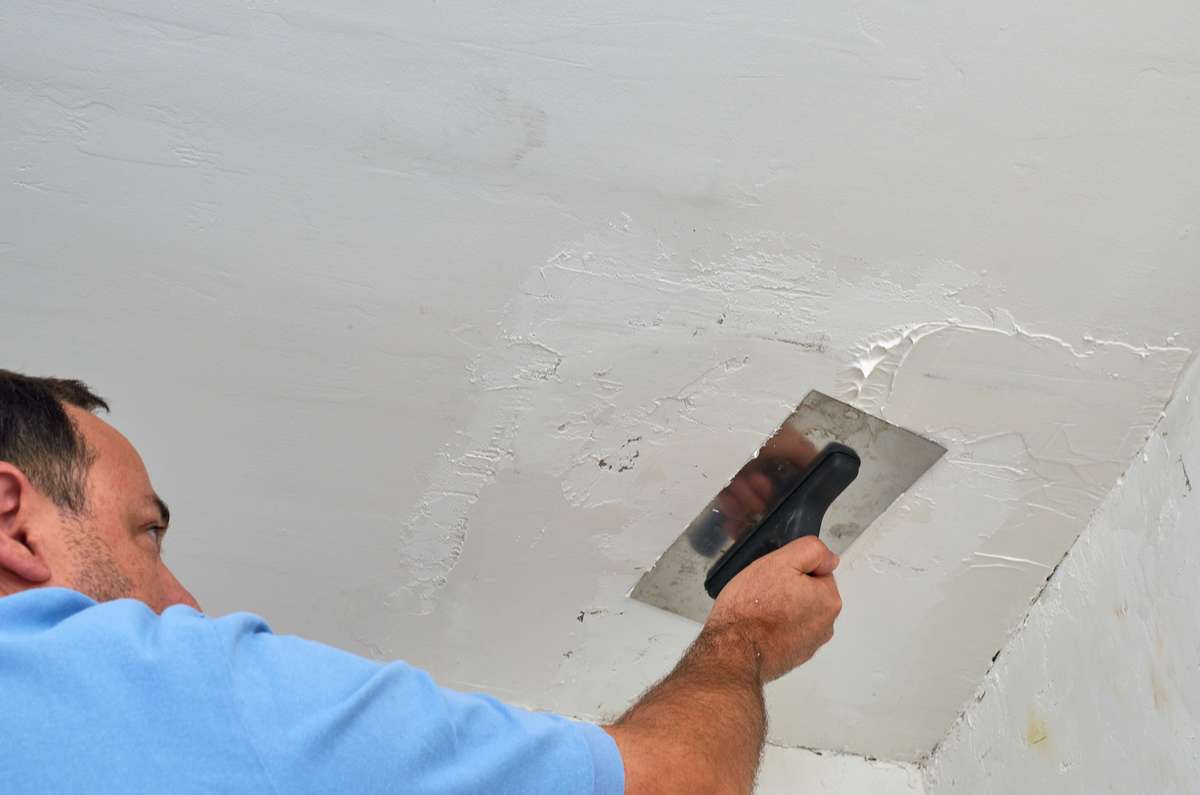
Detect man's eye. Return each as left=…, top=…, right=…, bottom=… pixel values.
left=148, top=527, right=166, bottom=550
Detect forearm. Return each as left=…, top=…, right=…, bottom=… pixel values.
left=605, top=626, right=767, bottom=794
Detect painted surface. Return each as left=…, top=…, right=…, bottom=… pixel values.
left=925, top=357, right=1200, bottom=793
left=4, top=0, right=1200, bottom=769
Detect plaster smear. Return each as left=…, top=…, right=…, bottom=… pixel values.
left=370, top=218, right=1189, bottom=762
left=925, top=357, right=1200, bottom=794
left=766, top=317, right=1187, bottom=759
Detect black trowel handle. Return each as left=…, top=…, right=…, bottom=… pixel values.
left=704, top=443, right=860, bottom=600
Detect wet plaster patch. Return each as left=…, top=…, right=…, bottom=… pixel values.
left=767, top=316, right=1189, bottom=759
left=379, top=218, right=1190, bottom=761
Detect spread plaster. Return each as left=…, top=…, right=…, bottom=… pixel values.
left=370, top=229, right=1189, bottom=762
left=4, top=0, right=1200, bottom=776
left=924, top=357, right=1200, bottom=793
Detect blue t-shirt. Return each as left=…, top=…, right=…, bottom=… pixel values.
left=0, top=588, right=624, bottom=794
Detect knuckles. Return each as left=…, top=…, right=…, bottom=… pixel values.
left=794, top=535, right=825, bottom=555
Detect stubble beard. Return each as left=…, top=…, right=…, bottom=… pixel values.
left=63, top=515, right=134, bottom=603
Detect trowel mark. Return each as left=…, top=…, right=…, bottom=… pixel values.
left=560, top=356, right=751, bottom=509
left=387, top=334, right=561, bottom=614
left=839, top=309, right=1190, bottom=417
left=841, top=320, right=956, bottom=413
left=970, top=552, right=1051, bottom=569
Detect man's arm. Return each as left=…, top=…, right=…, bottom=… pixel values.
left=604, top=536, right=842, bottom=794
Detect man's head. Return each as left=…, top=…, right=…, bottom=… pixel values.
left=0, top=370, right=198, bottom=612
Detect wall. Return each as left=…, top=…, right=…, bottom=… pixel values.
left=925, top=356, right=1200, bottom=792
left=4, top=0, right=1200, bottom=775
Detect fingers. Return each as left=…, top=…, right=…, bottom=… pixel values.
left=816, top=575, right=844, bottom=615
left=810, top=550, right=840, bottom=578
left=777, top=535, right=839, bottom=575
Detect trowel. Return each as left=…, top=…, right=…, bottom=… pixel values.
left=630, top=391, right=946, bottom=623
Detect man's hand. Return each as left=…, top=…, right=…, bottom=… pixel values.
left=703, top=535, right=842, bottom=682
left=606, top=536, right=843, bottom=793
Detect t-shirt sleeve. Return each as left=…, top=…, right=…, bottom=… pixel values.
left=205, top=612, right=624, bottom=795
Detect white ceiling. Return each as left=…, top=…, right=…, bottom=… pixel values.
left=4, top=0, right=1199, bottom=763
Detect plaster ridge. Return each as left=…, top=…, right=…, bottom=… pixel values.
left=845, top=310, right=1192, bottom=416
left=971, top=552, right=1052, bottom=569
left=969, top=429, right=1116, bottom=496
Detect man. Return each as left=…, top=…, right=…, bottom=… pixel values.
left=0, top=369, right=842, bottom=793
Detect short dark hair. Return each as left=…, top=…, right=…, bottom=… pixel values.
left=0, top=370, right=110, bottom=515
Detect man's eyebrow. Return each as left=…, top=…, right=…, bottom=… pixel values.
left=151, top=495, right=171, bottom=528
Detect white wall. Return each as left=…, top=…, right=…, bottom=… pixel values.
left=925, top=356, right=1200, bottom=792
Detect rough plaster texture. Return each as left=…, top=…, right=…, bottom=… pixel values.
left=925, top=358, right=1200, bottom=793
left=3, top=0, right=1200, bottom=776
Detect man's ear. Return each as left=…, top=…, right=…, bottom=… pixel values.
left=0, top=464, right=53, bottom=584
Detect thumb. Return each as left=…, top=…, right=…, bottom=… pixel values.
left=778, top=536, right=839, bottom=576
left=810, top=550, right=840, bottom=577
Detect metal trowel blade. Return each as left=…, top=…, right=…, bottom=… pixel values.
left=629, top=391, right=946, bottom=623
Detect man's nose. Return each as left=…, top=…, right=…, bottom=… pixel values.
left=162, top=564, right=202, bottom=611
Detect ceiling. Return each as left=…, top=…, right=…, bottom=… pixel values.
left=4, top=0, right=1199, bottom=762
